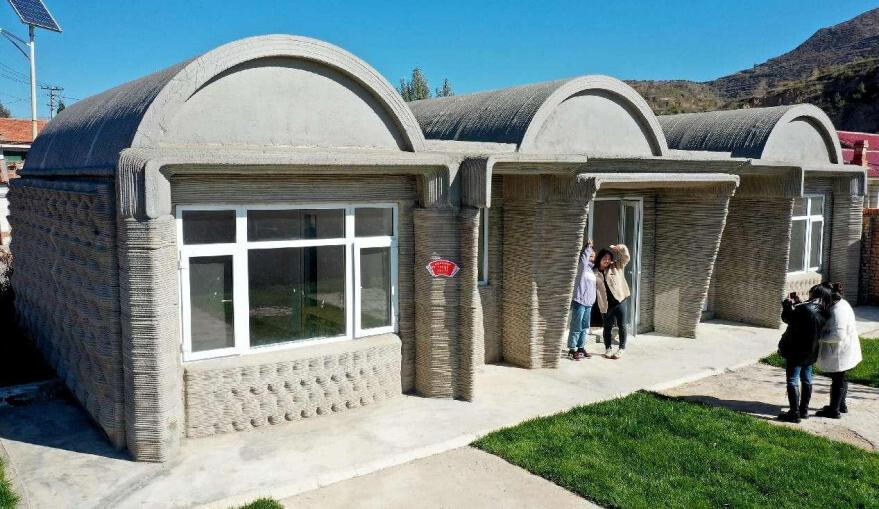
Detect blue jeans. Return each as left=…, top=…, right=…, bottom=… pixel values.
left=568, top=301, right=592, bottom=349
left=785, top=364, right=813, bottom=388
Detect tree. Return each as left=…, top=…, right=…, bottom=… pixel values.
left=56, top=101, right=66, bottom=114
left=0, top=101, right=9, bottom=118
left=435, top=78, right=453, bottom=97
left=398, top=67, right=433, bottom=102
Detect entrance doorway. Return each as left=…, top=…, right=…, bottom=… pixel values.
left=588, top=197, right=642, bottom=335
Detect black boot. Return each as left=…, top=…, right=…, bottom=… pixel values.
left=816, top=379, right=843, bottom=419
left=779, top=385, right=801, bottom=423
left=799, top=384, right=812, bottom=419
left=840, top=380, right=849, bottom=413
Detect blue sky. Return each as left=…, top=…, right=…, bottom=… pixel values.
left=1, top=0, right=877, bottom=118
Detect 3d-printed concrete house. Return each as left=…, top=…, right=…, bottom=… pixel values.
left=658, top=106, right=866, bottom=328
left=9, top=34, right=865, bottom=462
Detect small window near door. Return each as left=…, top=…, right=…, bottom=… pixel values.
left=788, top=196, right=825, bottom=273
left=478, top=208, right=488, bottom=285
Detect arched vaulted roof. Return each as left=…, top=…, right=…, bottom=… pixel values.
left=26, top=35, right=427, bottom=173
left=409, top=76, right=668, bottom=157
left=658, top=104, right=843, bottom=165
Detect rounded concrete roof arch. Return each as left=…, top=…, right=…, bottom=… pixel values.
left=25, top=35, right=426, bottom=173
left=518, top=75, right=668, bottom=157
left=132, top=35, right=426, bottom=152
left=761, top=104, right=843, bottom=165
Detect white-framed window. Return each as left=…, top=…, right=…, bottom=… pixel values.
left=478, top=208, right=489, bottom=286
left=177, top=204, right=398, bottom=361
left=788, top=195, right=825, bottom=274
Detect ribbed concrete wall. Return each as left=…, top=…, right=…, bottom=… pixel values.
left=501, top=175, right=591, bottom=368
left=183, top=334, right=401, bottom=438
left=654, top=188, right=732, bottom=337
left=172, top=175, right=418, bottom=392
left=713, top=196, right=793, bottom=328
left=414, top=208, right=462, bottom=397
left=830, top=191, right=864, bottom=300
left=8, top=177, right=125, bottom=447
left=117, top=215, right=182, bottom=461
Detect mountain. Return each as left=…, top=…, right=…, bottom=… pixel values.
left=626, top=8, right=879, bottom=131
left=711, top=7, right=879, bottom=99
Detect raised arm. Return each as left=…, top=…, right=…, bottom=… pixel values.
left=611, top=244, right=630, bottom=269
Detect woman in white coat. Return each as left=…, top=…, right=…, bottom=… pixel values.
left=815, top=282, right=862, bottom=419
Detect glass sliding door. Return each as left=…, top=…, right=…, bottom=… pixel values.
left=587, top=197, right=642, bottom=335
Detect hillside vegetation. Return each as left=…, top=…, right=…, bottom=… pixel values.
left=631, top=7, right=879, bottom=131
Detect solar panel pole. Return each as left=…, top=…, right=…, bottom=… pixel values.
left=28, top=24, right=36, bottom=139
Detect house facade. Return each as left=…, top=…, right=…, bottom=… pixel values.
left=9, top=35, right=865, bottom=462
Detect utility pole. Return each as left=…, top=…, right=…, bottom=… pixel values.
left=42, top=84, right=62, bottom=118
left=2, top=0, right=63, bottom=139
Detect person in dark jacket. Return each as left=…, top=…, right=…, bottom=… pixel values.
left=777, top=284, right=833, bottom=423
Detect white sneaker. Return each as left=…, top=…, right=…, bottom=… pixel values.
left=604, top=348, right=613, bottom=358
left=612, top=348, right=624, bottom=359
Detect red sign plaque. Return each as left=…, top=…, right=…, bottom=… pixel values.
left=426, top=259, right=459, bottom=278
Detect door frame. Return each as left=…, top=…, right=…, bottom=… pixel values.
left=588, top=196, right=644, bottom=336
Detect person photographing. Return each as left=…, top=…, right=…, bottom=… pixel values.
left=777, top=285, right=832, bottom=423
left=594, top=244, right=630, bottom=359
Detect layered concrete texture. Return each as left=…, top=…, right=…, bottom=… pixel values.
left=10, top=30, right=867, bottom=467
left=12, top=35, right=438, bottom=462
left=712, top=195, right=794, bottom=328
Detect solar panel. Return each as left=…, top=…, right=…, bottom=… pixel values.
left=6, top=0, right=61, bottom=32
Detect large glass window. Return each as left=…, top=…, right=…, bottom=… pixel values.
left=178, top=205, right=397, bottom=361
left=788, top=196, right=825, bottom=273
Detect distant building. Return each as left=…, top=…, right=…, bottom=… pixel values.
left=1, top=118, right=47, bottom=246
left=839, top=131, right=879, bottom=207
left=0, top=118, right=48, bottom=166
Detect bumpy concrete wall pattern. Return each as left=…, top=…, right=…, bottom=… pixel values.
left=9, top=177, right=125, bottom=447
left=183, top=335, right=401, bottom=438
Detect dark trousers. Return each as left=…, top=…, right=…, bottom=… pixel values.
left=602, top=300, right=627, bottom=350
left=827, top=370, right=849, bottom=412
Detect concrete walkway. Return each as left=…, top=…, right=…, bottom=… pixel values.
left=0, top=320, right=781, bottom=508
left=281, top=446, right=598, bottom=509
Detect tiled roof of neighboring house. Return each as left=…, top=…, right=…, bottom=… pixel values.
left=838, top=130, right=879, bottom=178
left=0, top=118, right=48, bottom=145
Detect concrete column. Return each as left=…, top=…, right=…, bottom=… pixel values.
left=711, top=196, right=794, bottom=328
left=830, top=179, right=865, bottom=300
left=413, top=207, right=463, bottom=398
left=654, top=186, right=733, bottom=338
left=501, top=175, right=593, bottom=368
left=117, top=216, right=183, bottom=462
left=116, top=153, right=184, bottom=462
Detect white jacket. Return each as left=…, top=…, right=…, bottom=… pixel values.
left=817, top=299, right=862, bottom=373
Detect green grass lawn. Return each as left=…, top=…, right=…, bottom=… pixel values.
left=473, top=392, right=879, bottom=509
left=234, top=498, right=283, bottom=509
left=762, top=337, right=879, bottom=388
left=0, top=458, right=18, bottom=509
